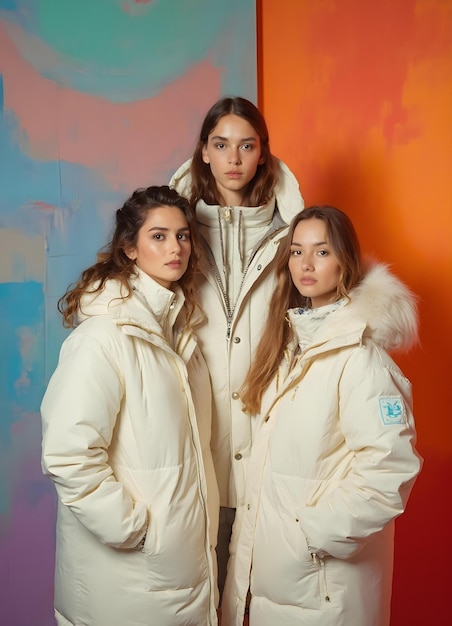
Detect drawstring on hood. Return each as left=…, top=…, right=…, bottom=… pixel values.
left=198, top=200, right=275, bottom=330
left=217, top=206, right=245, bottom=279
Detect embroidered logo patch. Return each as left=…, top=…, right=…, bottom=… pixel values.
left=378, top=396, right=405, bottom=425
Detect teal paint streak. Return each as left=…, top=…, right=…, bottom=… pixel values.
left=0, top=282, right=45, bottom=442
left=0, top=0, right=255, bottom=101
left=36, top=0, right=247, bottom=64
left=0, top=0, right=17, bottom=11
left=0, top=468, right=9, bottom=514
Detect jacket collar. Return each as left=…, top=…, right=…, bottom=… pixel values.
left=169, top=157, right=304, bottom=225
left=196, top=197, right=275, bottom=227
left=77, top=268, right=184, bottom=339
left=287, top=262, right=418, bottom=358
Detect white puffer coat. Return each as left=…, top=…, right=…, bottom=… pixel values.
left=41, top=269, right=218, bottom=626
left=222, top=264, right=422, bottom=626
left=170, top=158, right=304, bottom=507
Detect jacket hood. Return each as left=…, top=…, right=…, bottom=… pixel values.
left=327, top=262, right=419, bottom=351
left=169, top=157, right=304, bottom=225
left=76, top=269, right=183, bottom=335
left=77, top=279, right=130, bottom=321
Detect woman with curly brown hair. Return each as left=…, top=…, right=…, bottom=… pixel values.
left=41, top=185, right=219, bottom=626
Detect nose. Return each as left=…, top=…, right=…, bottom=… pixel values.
left=228, top=148, right=241, bottom=165
left=170, top=236, right=182, bottom=254
left=301, top=256, right=314, bottom=271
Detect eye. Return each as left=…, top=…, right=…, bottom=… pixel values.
left=215, top=142, right=226, bottom=150
left=290, top=249, right=301, bottom=256
left=317, top=249, right=328, bottom=256
left=153, top=233, right=164, bottom=240
left=241, top=143, right=253, bottom=151
left=178, top=233, right=190, bottom=241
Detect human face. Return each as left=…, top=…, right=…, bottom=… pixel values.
left=288, top=218, right=341, bottom=308
left=202, top=113, right=264, bottom=206
left=127, top=205, right=191, bottom=289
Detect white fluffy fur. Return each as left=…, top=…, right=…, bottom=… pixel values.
left=344, top=263, right=418, bottom=351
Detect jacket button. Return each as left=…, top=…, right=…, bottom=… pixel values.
left=234, top=453, right=242, bottom=460
left=232, top=392, right=239, bottom=399
left=257, top=264, right=262, bottom=270
left=233, top=336, right=241, bottom=344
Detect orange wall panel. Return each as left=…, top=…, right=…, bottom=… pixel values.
left=259, top=1, right=452, bottom=624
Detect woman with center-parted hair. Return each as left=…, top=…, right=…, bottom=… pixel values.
left=170, top=97, right=304, bottom=600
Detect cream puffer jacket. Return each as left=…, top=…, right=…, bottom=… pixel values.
left=170, top=158, right=304, bottom=507
left=41, top=269, right=219, bottom=626
left=222, top=264, right=422, bottom=626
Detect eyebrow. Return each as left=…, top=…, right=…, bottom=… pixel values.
left=290, top=240, right=328, bottom=247
left=147, top=226, right=190, bottom=232
left=210, top=135, right=257, bottom=143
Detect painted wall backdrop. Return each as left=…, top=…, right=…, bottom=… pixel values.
left=259, top=0, right=452, bottom=624
left=0, top=1, right=256, bottom=624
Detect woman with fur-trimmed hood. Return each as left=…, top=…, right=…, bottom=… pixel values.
left=221, top=206, right=422, bottom=626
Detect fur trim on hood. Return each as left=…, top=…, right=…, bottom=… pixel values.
left=332, top=262, right=419, bottom=351
left=169, top=157, right=304, bottom=224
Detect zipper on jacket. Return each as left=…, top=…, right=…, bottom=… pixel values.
left=209, top=258, right=250, bottom=341
left=178, top=366, right=216, bottom=619
left=205, top=224, right=286, bottom=341
left=311, top=553, right=331, bottom=603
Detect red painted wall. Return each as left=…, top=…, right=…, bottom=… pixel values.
left=258, top=1, right=452, bottom=624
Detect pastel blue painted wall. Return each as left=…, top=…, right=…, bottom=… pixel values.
left=0, top=1, right=256, bottom=623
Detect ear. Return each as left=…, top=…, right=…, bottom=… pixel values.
left=258, top=154, right=265, bottom=165
left=125, top=247, right=137, bottom=261
left=202, top=145, right=210, bottom=164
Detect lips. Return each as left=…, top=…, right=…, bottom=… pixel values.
left=166, top=261, right=182, bottom=268
left=226, top=171, right=242, bottom=179
left=301, top=278, right=316, bottom=285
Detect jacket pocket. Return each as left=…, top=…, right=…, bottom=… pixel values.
left=256, top=472, right=325, bottom=609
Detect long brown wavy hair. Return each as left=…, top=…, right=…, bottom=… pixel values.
left=189, top=96, right=280, bottom=207
left=240, top=206, right=364, bottom=414
left=58, top=185, right=203, bottom=329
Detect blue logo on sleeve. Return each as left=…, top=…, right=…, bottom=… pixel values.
left=378, top=396, right=406, bottom=425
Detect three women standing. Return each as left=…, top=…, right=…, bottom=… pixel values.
left=42, top=98, right=421, bottom=626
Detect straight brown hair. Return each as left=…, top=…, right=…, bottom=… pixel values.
left=240, top=206, right=363, bottom=414
left=189, top=96, right=280, bottom=207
